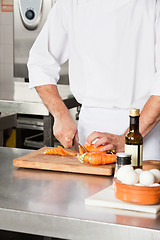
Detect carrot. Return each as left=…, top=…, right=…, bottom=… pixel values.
left=79, top=145, right=86, bottom=155
left=77, top=152, right=116, bottom=165
left=43, top=146, right=77, bottom=156
left=43, top=147, right=64, bottom=156
left=43, top=148, right=56, bottom=155
left=83, top=153, right=90, bottom=163
left=101, top=154, right=116, bottom=165
left=62, top=148, right=78, bottom=156
left=82, top=144, right=106, bottom=154
left=89, top=153, right=104, bottom=165
left=53, top=147, right=61, bottom=155
left=57, top=146, right=68, bottom=156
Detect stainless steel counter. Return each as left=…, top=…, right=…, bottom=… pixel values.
left=0, top=147, right=160, bottom=240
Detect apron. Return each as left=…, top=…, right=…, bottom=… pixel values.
left=78, top=106, right=160, bottom=161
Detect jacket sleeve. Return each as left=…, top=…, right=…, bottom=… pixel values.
left=27, top=0, right=69, bottom=88
left=150, top=1, right=160, bottom=96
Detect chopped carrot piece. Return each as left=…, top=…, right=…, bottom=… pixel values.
left=43, top=148, right=56, bottom=155
left=79, top=145, right=86, bottom=155
left=62, top=148, right=78, bottom=156
left=57, top=146, right=68, bottom=156
left=43, top=146, right=77, bottom=156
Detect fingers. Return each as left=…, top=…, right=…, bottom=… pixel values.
left=62, top=130, right=77, bottom=148
left=86, top=131, right=117, bottom=152
left=53, top=114, right=77, bottom=148
left=56, top=133, right=74, bottom=148
left=93, top=137, right=108, bottom=148
left=86, top=131, right=111, bottom=146
left=64, top=135, right=74, bottom=148
left=53, top=128, right=77, bottom=148
left=100, top=144, right=116, bottom=152
left=93, top=137, right=115, bottom=151
left=86, top=131, right=103, bottom=145
left=66, top=129, right=80, bottom=148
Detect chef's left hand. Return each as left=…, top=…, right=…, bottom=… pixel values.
left=86, top=131, right=125, bottom=153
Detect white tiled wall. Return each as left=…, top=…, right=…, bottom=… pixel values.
left=0, top=3, right=23, bottom=100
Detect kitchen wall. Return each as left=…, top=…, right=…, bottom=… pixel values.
left=0, top=1, right=23, bottom=100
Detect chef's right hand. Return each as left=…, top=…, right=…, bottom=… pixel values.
left=53, top=112, right=77, bottom=148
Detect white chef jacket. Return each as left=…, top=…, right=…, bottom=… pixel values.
left=28, top=0, right=160, bottom=160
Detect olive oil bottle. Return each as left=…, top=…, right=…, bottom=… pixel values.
left=125, top=109, right=143, bottom=169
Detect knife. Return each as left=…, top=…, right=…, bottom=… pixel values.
left=73, top=137, right=88, bottom=153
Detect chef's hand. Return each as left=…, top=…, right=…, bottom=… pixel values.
left=53, top=112, right=77, bottom=148
left=86, top=131, right=125, bottom=153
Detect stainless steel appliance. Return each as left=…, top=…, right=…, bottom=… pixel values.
left=8, top=0, right=78, bottom=149
left=13, top=0, right=61, bottom=80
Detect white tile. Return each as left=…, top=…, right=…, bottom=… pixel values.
left=0, top=45, right=4, bottom=64
left=3, top=63, right=13, bottom=81
left=0, top=64, right=12, bottom=100
left=3, top=44, right=13, bottom=64
left=0, top=25, right=3, bottom=44
left=0, top=80, right=14, bottom=100
left=0, top=24, right=13, bottom=45
left=0, top=25, right=5, bottom=44
left=0, top=63, right=5, bottom=81
left=0, top=12, right=3, bottom=25
left=0, top=63, right=14, bottom=100
left=0, top=63, right=13, bottom=84
left=0, top=63, right=15, bottom=81
left=0, top=44, right=13, bottom=64
left=3, top=25, right=13, bottom=45
left=0, top=12, right=13, bottom=25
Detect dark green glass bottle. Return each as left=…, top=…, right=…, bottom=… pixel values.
left=125, top=109, right=143, bottom=169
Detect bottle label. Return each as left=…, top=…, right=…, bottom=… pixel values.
left=125, top=144, right=143, bottom=167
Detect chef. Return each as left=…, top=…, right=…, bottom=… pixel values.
left=28, top=0, right=160, bottom=160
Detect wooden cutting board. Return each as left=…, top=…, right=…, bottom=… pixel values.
left=13, top=147, right=115, bottom=176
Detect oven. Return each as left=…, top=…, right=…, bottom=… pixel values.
left=13, top=0, right=68, bottom=83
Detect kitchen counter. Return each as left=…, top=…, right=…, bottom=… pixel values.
left=0, top=147, right=160, bottom=240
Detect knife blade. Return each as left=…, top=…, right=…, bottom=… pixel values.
left=73, top=137, right=88, bottom=153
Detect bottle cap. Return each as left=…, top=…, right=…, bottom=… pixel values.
left=116, top=153, right=131, bottom=165
left=129, top=108, right=140, bottom=117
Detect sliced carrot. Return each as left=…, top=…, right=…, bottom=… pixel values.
left=43, top=147, right=62, bottom=155
left=43, top=148, right=56, bottom=155
left=43, top=149, right=49, bottom=154
left=43, top=146, right=77, bottom=156
left=79, top=145, right=86, bottom=155
left=52, top=147, right=59, bottom=155
left=57, top=146, right=68, bottom=156
left=62, top=148, right=78, bottom=156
